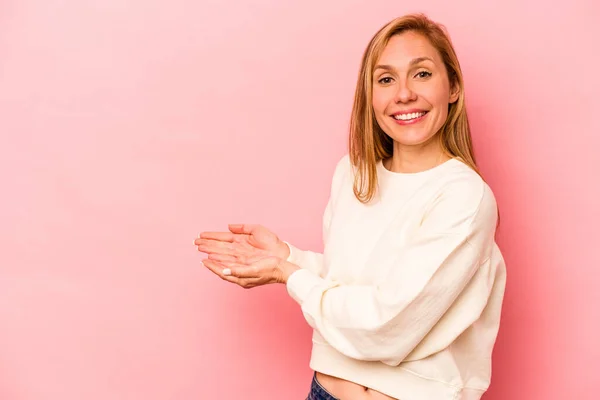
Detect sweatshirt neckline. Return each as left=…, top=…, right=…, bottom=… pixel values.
left=377, top=157, right=462, bottom=181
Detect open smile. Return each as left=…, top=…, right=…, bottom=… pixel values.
left=390, top=111, right=428, bottom=125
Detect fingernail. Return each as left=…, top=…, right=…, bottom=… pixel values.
left=222, top=268, right=232, bottom=276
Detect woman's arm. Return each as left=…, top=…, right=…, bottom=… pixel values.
left=285, top=180, right=500, bottom=366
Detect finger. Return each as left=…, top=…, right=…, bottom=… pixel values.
left=205, top=259, right=249, bottom=273
left=228, top=224, right=258, bottom=235
left=202, top=258, right=226, bottom=276
left=222, top=260, right=278, bottom=287
left=208, top=253, right=238, bottom=263
left=198, top=231, right=235, bottom=242
left=194, top=236, right=233, bottom=247
left=205, top=258, right=260, bottom=279
left=227, top=265, right=260, bottom=279
left=202, top=259, right=242, bottom=284
left=196, top=239, right=234, bottom=255
left=202, top=260, right=259, bottom=289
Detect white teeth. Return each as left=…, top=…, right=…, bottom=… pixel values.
left=394, top=112, right=425, bottom=120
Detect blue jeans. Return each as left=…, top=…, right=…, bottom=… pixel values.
left=307, top=373, right=340, bottom=400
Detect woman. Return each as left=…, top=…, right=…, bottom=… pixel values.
left=195, top=13, right=506, bottom=400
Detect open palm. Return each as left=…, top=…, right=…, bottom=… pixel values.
left=195, top=224, right=289, bottom=263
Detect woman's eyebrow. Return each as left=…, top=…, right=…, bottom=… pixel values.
left=409, top=56, right=434, bottom=66
left=374, top=57, right=435, bottom=71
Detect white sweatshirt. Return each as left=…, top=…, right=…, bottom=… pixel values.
left=285, top=154, right=506, bottom=400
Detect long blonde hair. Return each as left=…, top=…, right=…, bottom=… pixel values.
left=349, top=14, right=481, bottom=203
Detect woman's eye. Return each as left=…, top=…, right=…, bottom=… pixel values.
left=378, top=77, right=393, bottom=84
left=415, top=71, right=432, bottom=79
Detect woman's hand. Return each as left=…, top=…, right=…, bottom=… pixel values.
left=202, top=256, right=300, bottom=288
left=194, top=224, right=289, bottom=264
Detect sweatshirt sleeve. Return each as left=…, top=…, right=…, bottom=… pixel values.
left=282, top=155, right=348, bottom=277
left=285, top=178, right=498, bottom=366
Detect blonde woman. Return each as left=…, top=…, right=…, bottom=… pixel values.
left=195, top=14, right=506, bottom=400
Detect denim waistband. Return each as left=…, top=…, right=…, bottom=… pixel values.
left=307, top=373, right=340, bottom=400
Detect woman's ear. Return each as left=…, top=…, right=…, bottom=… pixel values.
left=449, top=81, right=460, bottom=104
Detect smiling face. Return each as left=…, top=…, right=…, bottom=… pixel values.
left=372, top=31, right=459, bottom=149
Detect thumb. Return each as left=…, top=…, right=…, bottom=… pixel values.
left=228, top=224, right=257, bottom=235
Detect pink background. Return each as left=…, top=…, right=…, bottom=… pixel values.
left=1, top=0, right=598, bottom=399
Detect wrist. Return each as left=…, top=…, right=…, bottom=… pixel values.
left=279, top=261, right=300, bottom=284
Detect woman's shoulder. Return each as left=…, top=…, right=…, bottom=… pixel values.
left=435, top=159, right=498, bottom=220
left=330, top=153, right=353, bottom=182
left=335, top=153, right=352, bottom=171
left=445, top=158, right=493, bottom=191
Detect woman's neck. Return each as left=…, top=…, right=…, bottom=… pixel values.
left=385, top=140, right=449, bottom=174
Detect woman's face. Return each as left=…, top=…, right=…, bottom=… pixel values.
left=372, top=31, right=459, bottom=148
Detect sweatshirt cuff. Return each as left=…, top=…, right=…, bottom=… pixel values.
left=283, top=241, right=301, bottom=264
left=286, top=268, right=325, bottom=306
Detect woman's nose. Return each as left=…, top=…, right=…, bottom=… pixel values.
left=394, top=81, right=417, bottom=103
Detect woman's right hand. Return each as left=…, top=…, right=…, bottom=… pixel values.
left=194, top=224, right=290, bottom=264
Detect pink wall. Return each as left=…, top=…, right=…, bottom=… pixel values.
left=1, top=1, right=598, bottom=399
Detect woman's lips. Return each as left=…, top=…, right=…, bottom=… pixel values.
left=391, top=111, right=428, bottom=125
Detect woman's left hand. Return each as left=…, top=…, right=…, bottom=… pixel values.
left=202, top=256, right=300, bottom=289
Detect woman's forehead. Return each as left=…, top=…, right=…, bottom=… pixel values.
left=377, top=33, right=442, bottom=66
